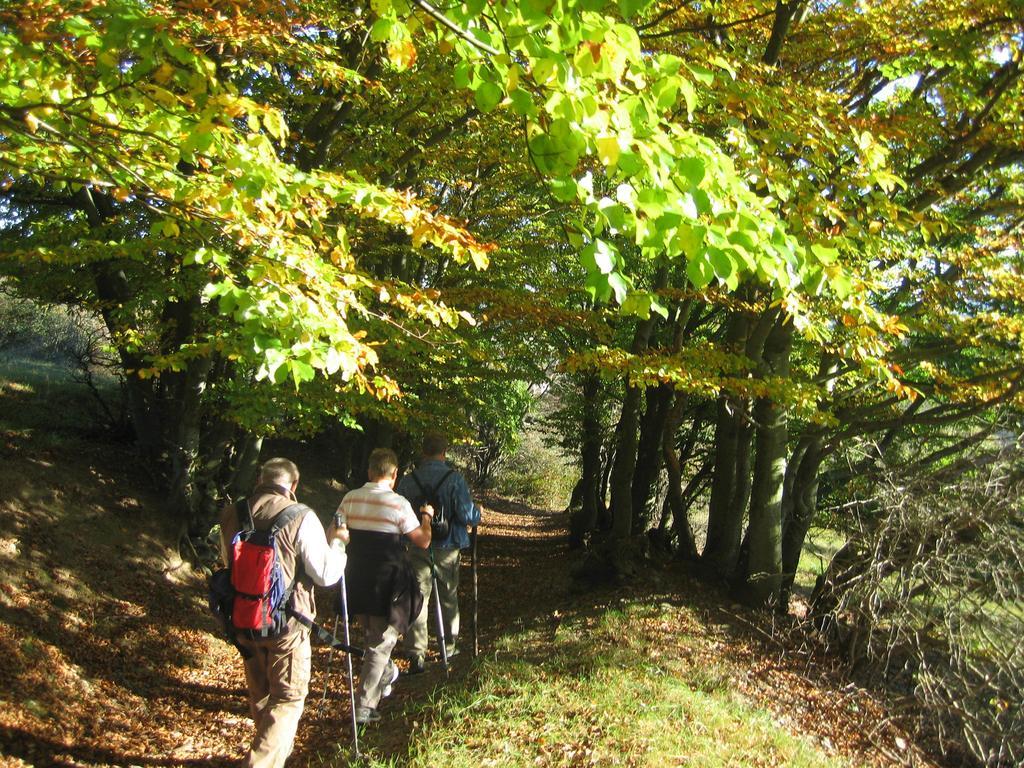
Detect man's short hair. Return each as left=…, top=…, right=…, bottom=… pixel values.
left=259, top=457, right=299, bottom=487
left=367, top=447, right=399, bottom=480
left=422, top=432, right=447, bottom=457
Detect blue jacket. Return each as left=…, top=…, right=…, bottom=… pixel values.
left=396, top=459, right=480, bottom=550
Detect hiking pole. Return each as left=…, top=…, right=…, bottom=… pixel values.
left=471, top=523, right=479, bottom=658
left=335, top=513, right=360, bottom=759
left=429, top=545, right=449, bottom=678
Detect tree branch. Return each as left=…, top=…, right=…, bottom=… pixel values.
left=409, top=0, right=501, bottom=56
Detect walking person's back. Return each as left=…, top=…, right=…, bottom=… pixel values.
left=339, top=447, right=432, bottom=722
left=396, top=433, right=482, bottom=673
left=219, top=457, right=348, bottom=768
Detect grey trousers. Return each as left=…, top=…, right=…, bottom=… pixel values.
left=405, top=546, right=461, bottom=657
left=355, top=614, right=399, bottom=711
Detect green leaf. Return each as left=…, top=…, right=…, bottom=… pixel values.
left=453, top=61, right=472, bottom=88
left=679, top=78, right=697, bottom=116
left=810, top=243, right=839, bottom=265
left=585, top=271, right=612, bottom=302
left=290, top=359, right=315, bottom=387
left=596, top=135, right=620, bottom=166
left=677, top=157, right=705, bottom=186
left=829, top=271, right=853, bottom=298
left=672, top=224, right=705, bottom=259
left=607, top=271, right=629, bottom=303
left=370, top=18, right=393, bottom=42
left=652, top=76, right=679, bottom=110
left=508, top=89, right=534, bottom=116
left=686, top=254, right=714, bottom=289
left=617, top=0, right=654, bottom=20
left=708, top=247, right=736, bottom=282
left=620, top=291, right=652, bottom=319
left=582, top=238, right=618, bottom=274
left=474, top=81, right=503, bottom=112
left=686, top=63, right=715, bottom=85
left=550, top=176, right=578, bottom=203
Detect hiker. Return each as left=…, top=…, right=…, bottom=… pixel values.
left=219, top=457, right=349, bottom=768
left=338, top=447, right=431, bottom=723
left=396, top=432, right=482, bottom=673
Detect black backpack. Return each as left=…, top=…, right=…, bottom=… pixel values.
left=409, top=468, right=456, bottom=540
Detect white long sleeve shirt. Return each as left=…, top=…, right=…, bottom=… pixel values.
left=294, top=511, right=346, bottom=587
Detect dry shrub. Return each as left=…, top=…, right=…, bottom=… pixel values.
left=810, top=452, right=1023, bottom=767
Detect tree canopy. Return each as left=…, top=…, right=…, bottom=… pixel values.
left=2, top=1, right=1023, bottom=760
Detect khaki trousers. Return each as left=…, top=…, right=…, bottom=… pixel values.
left=405, top=546, right=461, bottom=657
left=239, top=626, right=311, bottom=768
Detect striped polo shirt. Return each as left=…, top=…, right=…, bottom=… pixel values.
left=337, top=481, right=419, bottom=535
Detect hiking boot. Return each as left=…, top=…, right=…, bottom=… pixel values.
left=381, top=662, right=399, bottom=698
left=403, top=655, right=426, bottom=676
left=355, top=707, right=380, bottom=725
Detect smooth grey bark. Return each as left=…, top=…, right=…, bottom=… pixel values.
left=608, top=266, right=667, bottom=540
left=702, top=311, right=750, bottom=577
left=741, top=319, right=794, bottom=607
left=778, top=435, right=825, bottom=610
left=631, top=383, right=672, bottom=531
left=662, top=391, right=699, bottom=560
left=228, top=433, right=264, bottom=499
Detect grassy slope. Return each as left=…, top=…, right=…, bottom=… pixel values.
left=399, top=604, right=850, bottom=768
left=0, top=360, right=915, bottom=767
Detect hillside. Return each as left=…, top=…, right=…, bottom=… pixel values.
left=0, top=364, right=927, bottom=767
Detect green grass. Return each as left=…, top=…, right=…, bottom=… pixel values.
left=356, top=603, right=850, bottom=768
left=0, top=357, right=115, bottom=442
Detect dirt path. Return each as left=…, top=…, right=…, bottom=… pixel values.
left=0, top=412, right=571, bottom=768
left=292, top=494, right=572, bottom=764
left=0, top=410, right=920, bottom=768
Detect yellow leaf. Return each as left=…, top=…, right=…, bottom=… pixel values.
left=596, top=135, right=619, bottom=167
left=23, top=111, right=39, bottom=134
left=154, top=62, right=175, bottom=84
left=388, top=40, right=417, bottom=70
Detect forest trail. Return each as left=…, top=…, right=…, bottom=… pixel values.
left=0, top=411, right=574, bottom=767
left=0, top=398, right=921, bottom=767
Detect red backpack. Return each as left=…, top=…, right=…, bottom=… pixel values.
left=229, top=500, right=307, bottom=637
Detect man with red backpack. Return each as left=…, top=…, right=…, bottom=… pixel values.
left=219, top=457, right=349, bottom=768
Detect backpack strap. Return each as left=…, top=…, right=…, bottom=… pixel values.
left=436, top=469, right=456, bottom=495
left=272, top=503, right=312, bottom=629
left=410, top=470, right=429, bottom=497
left=269, top=502, right=308, bottom=536
left=410, top=468, right=456, bottom=498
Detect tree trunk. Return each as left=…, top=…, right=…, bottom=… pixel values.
left=763, top=0, right=806, bottom=65
left=608, top=266, right=667, bottom=540
left=228, top=433, right=264, bottom=499
left=702, top=311, right=751, bottom=577
left=570, top=373, right=604, bottom=549
left=778, top=435, right=825, bottom=611
left=662, top=391, right=699, bottom=560
left=740, top=319, right=794, bottom=608
left=631, top=383, right=672, bottom=531
left=598, top=442, right=614, bottom=529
